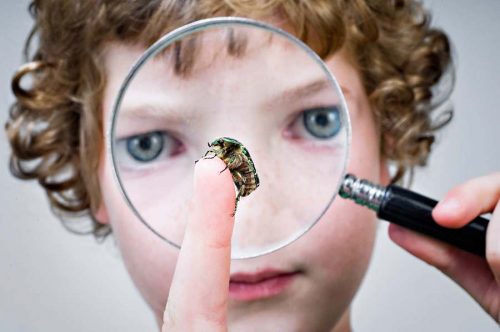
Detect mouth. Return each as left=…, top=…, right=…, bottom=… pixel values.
left=229, top=269, right=302, bottom=301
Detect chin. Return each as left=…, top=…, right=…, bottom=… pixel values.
left=227, top=296, right=343, bottom=332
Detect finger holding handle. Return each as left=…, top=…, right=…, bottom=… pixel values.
left=389, top=172, right=500, bottom=322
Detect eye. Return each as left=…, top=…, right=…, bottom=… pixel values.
left=126, top=131, right=165, bottom=162
left=302, top=106, right=342, bottom=139
left=117, top=131, right=184, bottom=168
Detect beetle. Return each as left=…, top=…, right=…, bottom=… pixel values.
left=196, top=137, right=260, bottom=216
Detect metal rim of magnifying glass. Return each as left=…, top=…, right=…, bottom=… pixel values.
left=108, top=16, right=352, bottom=259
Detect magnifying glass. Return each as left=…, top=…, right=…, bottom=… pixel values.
left=109, top=17, right=489, bottom=259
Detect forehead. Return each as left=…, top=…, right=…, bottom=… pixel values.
left=101, top=23, right=352, bottom=140
left=105, top=31, right=337, bottom=103
left=107, top=24, right=328, bottom=83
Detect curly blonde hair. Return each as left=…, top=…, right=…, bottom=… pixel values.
left=6, top=0, right=453, bottom=239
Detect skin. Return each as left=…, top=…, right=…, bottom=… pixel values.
left=95, top=30, right=500, bottom=330
left=98, top=35, right=384, bottom=331
left=390, top=174, right=500, bottom=323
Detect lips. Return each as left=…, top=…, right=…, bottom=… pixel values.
left=229, top=269, right=301, bottom=301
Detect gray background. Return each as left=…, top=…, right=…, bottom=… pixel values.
left=1, top=1, right=499, bottom=331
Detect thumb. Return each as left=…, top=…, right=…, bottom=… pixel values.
left=162, top=157, right=235, bottom=331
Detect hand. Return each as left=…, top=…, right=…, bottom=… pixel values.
left=388, top=172, right=500, bottom=323
left=162, top=157, right=234, bottom=331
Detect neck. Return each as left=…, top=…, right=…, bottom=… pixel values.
left=331, top=308, right=352, bottom=332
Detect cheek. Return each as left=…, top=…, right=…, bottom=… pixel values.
left=301, top=93, right=381, bottom=290
left=98, top=149, right=179, bottom=314
left=288, top=187, right=377, bottom=325
left=314, top=86, right=383, bottom=260
left=343, top=73, right=383, bottom=184
left=307, top=198, right=377, bottom=279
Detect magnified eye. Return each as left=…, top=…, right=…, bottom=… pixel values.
left=302, top=106, right=341, bottom=139
left=116, top=131, right=184, bottom=170
left=127, top=131, right=165, bottom=162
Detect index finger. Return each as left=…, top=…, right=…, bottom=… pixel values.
left=163, top=157, right=235, bottom=330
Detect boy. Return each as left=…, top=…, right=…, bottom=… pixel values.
left=6, top=1, right=500, bottom=330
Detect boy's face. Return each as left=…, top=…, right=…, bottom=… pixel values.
left=98, top=27, right=386, bottom=330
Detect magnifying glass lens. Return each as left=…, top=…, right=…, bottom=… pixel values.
left=111, top=18, right=350, bottom=258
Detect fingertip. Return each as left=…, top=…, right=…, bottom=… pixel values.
left=433, top=197, right=465, bottom=227
left=388, top=223, right=406, bottom=244
left=194, top=157, right=235, bottom=204
left=194, top=157, right=228, bottom=183
left=434, top=197, right=462, bottom=217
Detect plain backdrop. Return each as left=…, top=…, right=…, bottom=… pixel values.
left=1, top=1, right=499, bottom=331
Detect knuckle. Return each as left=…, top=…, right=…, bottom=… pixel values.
left=207, top=237, right=231, bottom=250
left=447, top=184, right=468, bottom=199
left=432, top=245, right=459, bottom=274
left=194, top=315, right=227, bottom=331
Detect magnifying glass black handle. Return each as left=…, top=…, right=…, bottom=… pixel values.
left=340, top=174, right=489, bottom=257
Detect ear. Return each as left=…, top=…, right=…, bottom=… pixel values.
left=379, top=158, right=391, bottom=186
left=93, top=203, right=110, bottom=225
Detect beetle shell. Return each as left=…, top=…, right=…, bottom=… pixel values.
left=202, top=137, right=259, bottom=215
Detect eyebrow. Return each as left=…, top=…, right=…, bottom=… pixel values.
left=116, top=79, right=350, bottom=122
left=117, top=101, right=191, bottom=125
left=278, top=78, right=331, bottom=101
